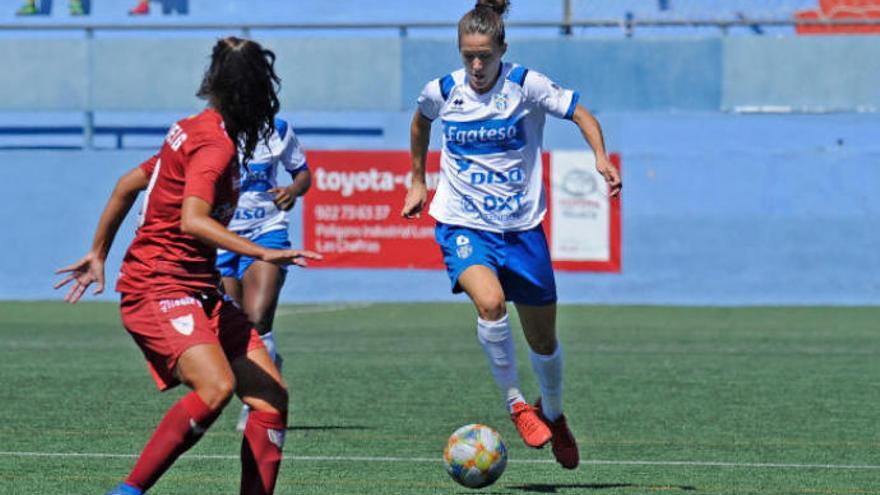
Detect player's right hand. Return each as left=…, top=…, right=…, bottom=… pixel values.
left=401, top=182, right=428, bottom=219
left=261, top=249, right=323, bottom=267
left=54, top=252, right=105, bottom=304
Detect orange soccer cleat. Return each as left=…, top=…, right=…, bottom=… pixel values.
left=536, top=398, right=580, bottom=469
left=509, top=401, right=551, bottom=448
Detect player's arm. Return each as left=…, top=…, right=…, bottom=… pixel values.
left=401, top=111, right=432, bottom=218
left=54, top=165, right=151, bottom=303
left=570, top=105, right=622, bottom=197
left=180, top=196, right=320, bottom=266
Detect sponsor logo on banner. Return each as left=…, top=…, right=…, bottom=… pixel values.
left=303, top=151, right=443, bottom=268
left=561, top=169, right=599, bottom=197
left=170, top=314, right=195, bottom=336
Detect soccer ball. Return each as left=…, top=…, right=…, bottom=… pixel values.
left=443, top=423, right=508, bottom=489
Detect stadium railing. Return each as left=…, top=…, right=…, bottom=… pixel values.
left=2, top=17, right=879, bottom=148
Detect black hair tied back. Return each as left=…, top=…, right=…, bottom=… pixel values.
left=197, top=37, right=281, bottom=165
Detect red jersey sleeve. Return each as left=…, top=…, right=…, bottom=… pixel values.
left=138, top=154, right=159, bottom=176
left=182, top=142, right=235, bottom=205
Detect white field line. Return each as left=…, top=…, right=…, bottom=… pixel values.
left=0, top=451, right=878, bottom=470
left=275, top=303, right=374, bottom=316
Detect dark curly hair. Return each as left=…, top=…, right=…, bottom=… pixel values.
left=197, top=37, right=281, bottom=165
left=459, top=0, right=510, bottom=47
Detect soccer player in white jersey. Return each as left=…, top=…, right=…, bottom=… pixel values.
left=401, top=0, right=621, bottom=470
left=216, top=117, right=312, bottom=430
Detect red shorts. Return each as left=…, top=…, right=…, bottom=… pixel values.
left=119, top=289, right=263, bottom=391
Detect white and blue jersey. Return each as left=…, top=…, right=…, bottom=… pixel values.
left=226, top=118, right=308, bottom=238
left=418, top=62, right=579, bottom=233
left=217, top=118, right=307, bottom=279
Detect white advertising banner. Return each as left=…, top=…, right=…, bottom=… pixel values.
left=546, top=150, right=620, bottom=271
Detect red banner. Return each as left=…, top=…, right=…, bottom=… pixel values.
left=303, top=150, right=621, bottom=271
left=303, top=150, right=443, bottom=268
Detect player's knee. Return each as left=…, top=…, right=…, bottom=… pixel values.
left=529, top=338, right=557, bottom=356
left=246, top=381, right=289, bottom=414
left=201, top=376, right=236, bottom=409
left=476, top=297, right=506, bottom=321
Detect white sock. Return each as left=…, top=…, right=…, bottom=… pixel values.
left=529, top=344, right=564, bottom=422
left=260, top=330, right=277, bottom=362
left=477, top=314, right=525, bottom=412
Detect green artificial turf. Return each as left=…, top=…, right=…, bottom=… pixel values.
left=1, top=302, right=878, bottom=494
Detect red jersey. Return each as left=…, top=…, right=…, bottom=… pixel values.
left=117, top=109, right=238, bottom=295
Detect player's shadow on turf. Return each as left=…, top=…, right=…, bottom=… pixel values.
left=509, top=483, right=697, bottom=493
left=287, top=425, right=373, bottom=431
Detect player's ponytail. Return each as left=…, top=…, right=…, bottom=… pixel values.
left=197, top=37, right=281, bottom=165
left=459, top=0, right=509, bottom=47
left=475, top=0, right=509, bottom=16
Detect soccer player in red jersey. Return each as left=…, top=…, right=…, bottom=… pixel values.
left=54, top=37, right=320, bottom=495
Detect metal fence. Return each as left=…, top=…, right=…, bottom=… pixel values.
left=2, top=17, right=879, bottom=148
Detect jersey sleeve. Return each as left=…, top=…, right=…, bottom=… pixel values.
left=523, top=70, right=580, bottom=120
left=138, top=154, right=159, bottom=175
left=280, top=130, right=308, bottom=174
left=416, top=79, right=444, bottom=121
left=183, top=141, right=235, bottom=206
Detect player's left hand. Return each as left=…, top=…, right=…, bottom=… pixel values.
left=54, top=252, right=105, bottom=304
left=269, top=186, right=297, bottom=211
left=596, top=155, right=622, bottom=197
left=261, top=248, right=323, bottom=267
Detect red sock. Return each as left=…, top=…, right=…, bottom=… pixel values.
left=125, top=392, right=222, bottom=491
left=240, top=410, right=287, bottom=495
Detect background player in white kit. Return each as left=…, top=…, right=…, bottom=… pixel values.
left=216, top=118, right=312, bottom=429
left=401, top=0, right=621, bottom=470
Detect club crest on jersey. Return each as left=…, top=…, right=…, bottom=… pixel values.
left=170, top=314, right=195, bottom=336
left=455, top=235, right=473, bottom=259
left=493, top=93, right=509, bottom=111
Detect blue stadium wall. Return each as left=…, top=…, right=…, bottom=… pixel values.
left=2, top=36, right=879, bottom=304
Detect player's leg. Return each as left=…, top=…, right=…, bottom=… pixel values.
left=457, top=264, right=519, bottom=402
left=219, top=297, right=289, bottom=495
left=506, top=226, right=578, bottom=469
left=222, top=276, right=243, bottom=305
left=240, top=259, right=285, bottom=362
left=233, top=230, right=289, bottom=430
left=515, top=303, right=560, bottom=416
left=240, top=230, right=290, bottom=364
left=232, top=345, right=288, bottom=495
left=221, top=273, right=254, bottom=430
left=435, top=222, right=550, bottom=448
left=516, top=303, right=564, bottom=421
left=111, top=295, right=236, bottom=494
left=516, top=302, right=578, bottom=468
left=457, top=266, right=551, bottom=449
